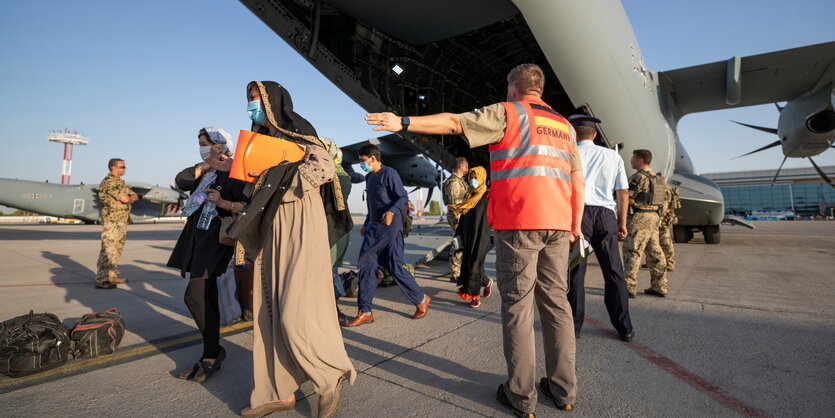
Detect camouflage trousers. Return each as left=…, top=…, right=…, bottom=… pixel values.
left=659, top=224, right=675, bottom=271
left=622, top=212, right=667, bottom=294
left=96, top=220, right=127, bottom=284
left=447, top=210, right=462, bottom=278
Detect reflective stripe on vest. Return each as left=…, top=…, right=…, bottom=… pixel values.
left=490, top=102, right=572, bottom=182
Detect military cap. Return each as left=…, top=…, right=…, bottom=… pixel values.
left=568, top=114, right=602, bottom=128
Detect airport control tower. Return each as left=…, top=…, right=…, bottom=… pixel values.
left=47, top=128, right=89, bottom=184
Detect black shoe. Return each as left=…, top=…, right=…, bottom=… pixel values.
left=337, top=311, right=349, bottom=327
left=241, top=309, right=253, bottom=322
left=496, top=385, right=535, bottom=417
left=644, top=288, right=667, bottom=298
left=628, top=292, right=637, bottom=299
left=95, top=281, right=116, bottom=289
left=193, top=346, right=226, bottom=384
left=619, top=332, right=634, bottom=342
left=539, top=378, right=574, bottom=411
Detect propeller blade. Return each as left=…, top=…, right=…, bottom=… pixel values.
left=424, top=187, right=434, bottom=209
left=771, top=156, right=788, bottom=186
left=731, top=121, right=779, bottom=135
left=408, top=186, right=421, bottom=193
left=809, top=157, right=835, bottom=188
left=733, top=139, right=782, bottom=159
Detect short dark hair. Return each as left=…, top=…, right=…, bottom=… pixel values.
left=358, top=144, right=381, bottom=161
left=633, top=149, right=652, bottom=165
left=108, top=158, right=125, bottom=169
left=575, top=126, right=597, bottom=140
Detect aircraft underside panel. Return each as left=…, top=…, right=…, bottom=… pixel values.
left=238, top=0, right=578, bottom=170
left=670, top=171, right=725, bottom=227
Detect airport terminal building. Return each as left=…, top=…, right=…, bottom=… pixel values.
left=702, top=165, right=835, bottom=218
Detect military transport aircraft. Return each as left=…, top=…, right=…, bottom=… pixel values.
left=0, top=178, right=183, bottom=223
left=238, top=0, right=835, bottom=244
left=340, top=133, right=443, bottom=203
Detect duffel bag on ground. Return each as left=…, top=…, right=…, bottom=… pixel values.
left=70, top=308, right=125, bottom=360
left=0, top=310, right=71, bottom=378
left=377, top=264, right=416, bottom=288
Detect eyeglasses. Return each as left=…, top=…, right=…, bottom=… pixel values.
left=116, top=166, right=126, bottom=169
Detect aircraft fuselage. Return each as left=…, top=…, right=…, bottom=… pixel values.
left=0, top=178, right=179, bottom=222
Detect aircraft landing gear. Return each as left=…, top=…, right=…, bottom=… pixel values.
left=703, top=225, right=721, bottom=244
left=673, top=225, right=691, bottom=243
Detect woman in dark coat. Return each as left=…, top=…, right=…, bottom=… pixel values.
left=450, top=166, right=493, bottom=308
left=167, top=127, right=248, bottom=383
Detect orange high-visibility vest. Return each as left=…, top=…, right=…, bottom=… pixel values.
left=488, top=97, right=577, bottom=230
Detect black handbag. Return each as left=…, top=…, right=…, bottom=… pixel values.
left=0, top=311, right=71, bottom=378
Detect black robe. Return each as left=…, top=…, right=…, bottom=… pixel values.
left=167, top=167, right=248, bottom=279
left=455, top=197, right=491, bottom=295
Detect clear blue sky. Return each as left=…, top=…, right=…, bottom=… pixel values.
left=1, top=0, right=833, bottom=214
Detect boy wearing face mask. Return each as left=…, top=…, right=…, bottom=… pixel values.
left=344, top=144, right=430, bottom=327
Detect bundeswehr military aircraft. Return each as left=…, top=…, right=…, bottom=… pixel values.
left=238, top=0, right=835, bottom=244
left=0, top=178, right=183, bottom=223
left=340, top=134, right=443, bottom=202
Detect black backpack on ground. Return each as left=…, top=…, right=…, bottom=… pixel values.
left=0, top=311, right=71, bottom=378
left=70, top=308, right=125, bottom=360
left=341, top=270, right=359, bottom=298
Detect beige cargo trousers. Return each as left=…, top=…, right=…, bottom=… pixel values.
left=495, top=229, right=577, bottom=413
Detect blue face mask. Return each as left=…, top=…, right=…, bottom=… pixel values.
left=360, top=161, right=372, bottom=173
left=247, top=100, right=267, bottom=126
left=470, top=178, right=480, bottom=188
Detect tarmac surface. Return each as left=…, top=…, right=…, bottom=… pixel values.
left=0, top=219, right=833, bottom=417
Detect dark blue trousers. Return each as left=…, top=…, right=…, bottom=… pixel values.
left=568, top=206, right=633, bottom=335
left=357, top=222, right=425, bottom=313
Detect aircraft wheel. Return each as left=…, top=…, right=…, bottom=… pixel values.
left=703, top=225, right=721, bottom=244
left=673, top=226, right=690, bottom=243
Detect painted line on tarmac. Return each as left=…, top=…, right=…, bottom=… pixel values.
left=0, top=278, right=180, bottom=288
left=584, top=316, right=769, bottom=418
left=0, top=321, right=253, bottom=392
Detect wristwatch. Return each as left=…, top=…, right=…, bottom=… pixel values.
left=400, top=116, right=410, bottom=132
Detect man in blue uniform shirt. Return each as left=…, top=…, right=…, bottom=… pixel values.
left=567, top=115, right=635, bottom=342
left=345, top=144, right=430, bottom=327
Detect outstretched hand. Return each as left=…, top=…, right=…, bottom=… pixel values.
left=365, top=112, right=401, bottom=132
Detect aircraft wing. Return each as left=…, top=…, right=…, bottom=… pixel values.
left=127, top=182, right=180, bottom=204
left=658, top=41, right=835, bottom=121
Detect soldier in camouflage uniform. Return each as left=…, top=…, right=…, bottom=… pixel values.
left=95, top=158, right=138, bottom=289
left=442, top=156, right=469, bottom=281
left=659, top=184, right=680, bottom=271
left=622, top=150, right=667, bottom=297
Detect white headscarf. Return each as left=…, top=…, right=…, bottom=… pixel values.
left=204, top=126, right=234, bottom=156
